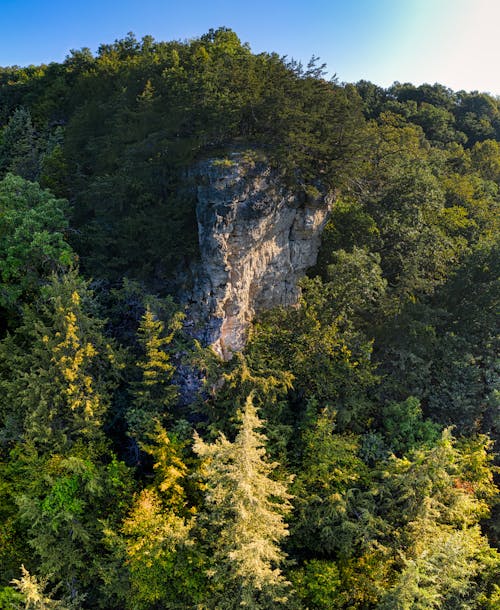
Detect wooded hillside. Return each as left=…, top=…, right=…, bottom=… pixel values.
left=0, top=29, right=498, bottom=609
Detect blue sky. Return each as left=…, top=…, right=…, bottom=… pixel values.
left=1, top=0, right=500, bottom=94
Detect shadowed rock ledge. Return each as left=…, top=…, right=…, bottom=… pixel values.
left=184, top=153, right=333, bottom=360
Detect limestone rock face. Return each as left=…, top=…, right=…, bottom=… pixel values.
left=185, top=154, right=333, bottom=360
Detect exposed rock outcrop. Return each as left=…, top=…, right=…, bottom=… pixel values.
left=184, top=153, right=333, bottom=360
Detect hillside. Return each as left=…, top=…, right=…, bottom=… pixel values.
left=0, top=28, right=498, bottom=609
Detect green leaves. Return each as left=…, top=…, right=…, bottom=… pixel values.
left=379, top=397, right=439, bottom=455
left=0, top=108, right=39, bottom=181
left=0, top=174, right=74, bottom=312
left=291, top=409, right=371, bottom=558
left=290, top=559, right=342, bottom=609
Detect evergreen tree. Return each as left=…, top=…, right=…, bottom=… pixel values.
left=375, top=430, right=500, bottom=609
left=290, top=408, right=374, bottom=559
left=195, top=350, right=294, bottom=463
left=0, top=173, right=74, bottom=315
left=193, top=395, right=294, bottom=609
left=0, top=273, right=132, bottom=606
left=127, top=305, right=182, bottom=445
left=120, top=424, right=200, bottom=609
left=0, top=272, right=117, bottom=449
left=0, top=108, right=39, bottom=181
left=11, top=565, right=66, bottom=609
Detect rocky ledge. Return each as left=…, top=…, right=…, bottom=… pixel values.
left=184, top=153, right=333, bottom=360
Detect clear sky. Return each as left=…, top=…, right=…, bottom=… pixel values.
left=1, top=0, right=500, bottom=95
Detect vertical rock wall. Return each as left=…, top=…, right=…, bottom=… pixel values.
left=185, top=154, right=333, bottom=360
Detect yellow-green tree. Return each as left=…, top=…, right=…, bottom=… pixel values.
left=120, top=424, right=201, bottom=609
left=0, top=273, right=132, bottom=606
left=128, top=305, right=182, bottom=444
left=194, top=395, right=294, bottom=609
left=376, top=430, right=500, bottom=609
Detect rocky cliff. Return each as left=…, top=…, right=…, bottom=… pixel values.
left=184, top=153, right=333, bottom=360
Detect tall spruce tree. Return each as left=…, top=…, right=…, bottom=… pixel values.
left=128, top=304, right=182, bottom=445
left=120, top=424, right=200, bottom=609
left=193, top=395, right=294, bottom=609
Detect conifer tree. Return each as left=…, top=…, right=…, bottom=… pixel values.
left=11, top=565, right=66, bottom=609
left=113, top=301, right=204, bottom=608
left=290, top=408, right=372, bottom=559
left=193, top=395, right=293, bottom=609
left=376, top=430, right=500, bottom=609
left=0, top=173, right=74, bottom=313
left=0, top=272, right=117, bottom=450
left=128, top=305, right=182, bottom=444
left=0, top=108, right=39, bottom=181
left=0, top=273, right=132, bottom=606
left=121, top=424, right=199, bottom=609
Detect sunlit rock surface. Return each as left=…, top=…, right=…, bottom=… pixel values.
left=185, top=154, right=333, bottom=360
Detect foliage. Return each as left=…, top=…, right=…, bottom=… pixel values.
left=0, top=273, right=132, bottom=607
left=10, top=565, right=65, bottom=609
left=0, top=174, right=74, bottom=314
left=193, top=396, right=293, bottom=608
left=290, top=409, right=373, bottom=559
left=290, top=559, right=342, bottom=609
left=0, top=27, right=499, bottom=609
left=0, top=272, right=120, bottom=449
left=0, top=109, right=39, bottom=180
left=374, top=430, right=500, bottom=609
left=119, top=425, right=200, bottom=609
left=128, top=305, right=183, bottom=443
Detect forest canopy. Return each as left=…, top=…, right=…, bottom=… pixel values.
left=0, top=28, right=498, bottom=609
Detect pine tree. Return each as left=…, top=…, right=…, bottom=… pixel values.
left=193, top=395, right=293, bottom=609
left=376, top=429, right=500, bottom=609
left=0, top=272, right=117, bottom=450
left=290, top=408, right=372, bottom=559
left=128, top=305, right=182, bottom=444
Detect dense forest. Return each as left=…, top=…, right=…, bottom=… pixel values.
left=0, top=28, right=498, bottom=609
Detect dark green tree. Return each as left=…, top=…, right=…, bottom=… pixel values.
left=0, top=173, right=74, bottom=316
left=0, top=108, right=39, bottom=181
